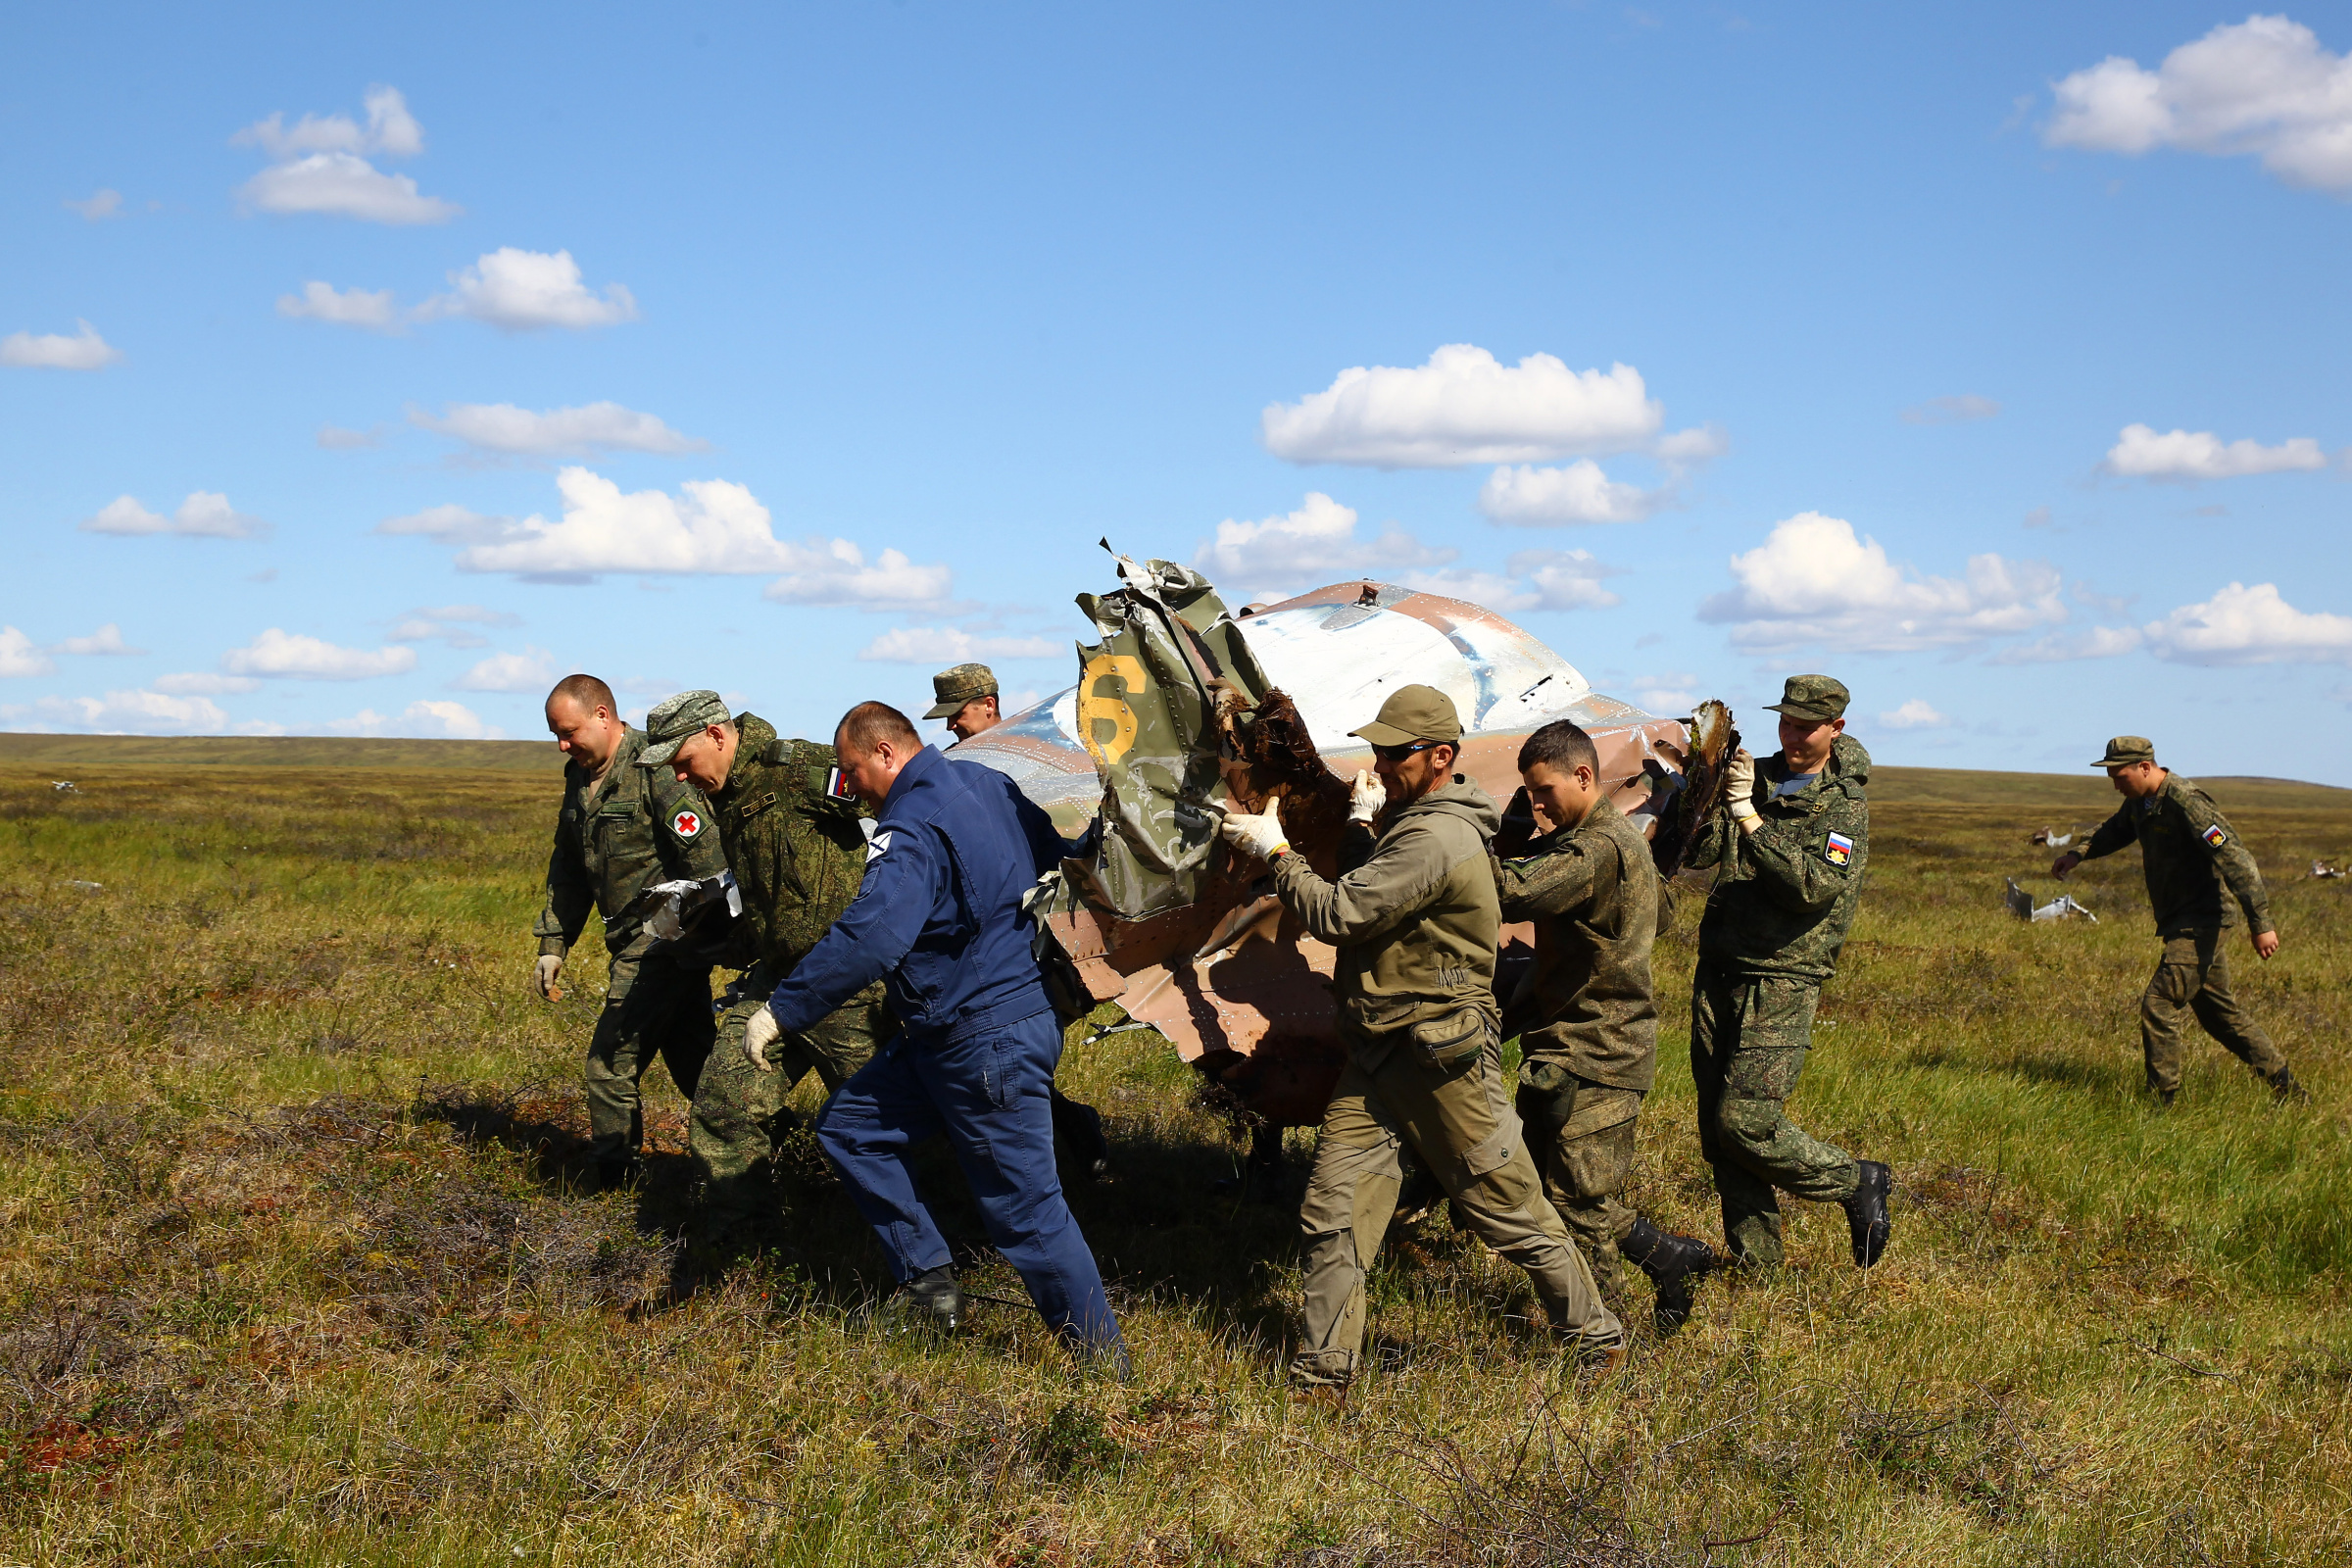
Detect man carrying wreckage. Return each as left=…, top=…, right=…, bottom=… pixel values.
left=1219, top=684, right=1625, bottom=1393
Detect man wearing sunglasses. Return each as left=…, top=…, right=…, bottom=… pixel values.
left=1220, top=685, right=1624, bottom=1394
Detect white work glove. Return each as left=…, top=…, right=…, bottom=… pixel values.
left=1723, top=747, right=1761, bottom=834
left=1348, top=769, right=1387, bottom=825
left=1218, top=802, right=1292, bottom=862
left=743, top=1005, right=781, bottom=1072
left=534, top=954, right=564, bottom=1000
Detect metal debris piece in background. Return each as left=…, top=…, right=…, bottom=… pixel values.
left=51, top=781, right=76, bottom=792
left=63, top=880, right=103, bottom=893
left=2029, top=826, right=2076, bottom=848
left=2005, top=876, right=2097, bottom=923
left=2312, top=860, right=2346, bottom=880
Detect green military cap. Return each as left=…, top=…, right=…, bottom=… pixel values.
left=922, top=662, right=999, bottom=720
left=2089, top=735, right=2157, bottom=769
left=1765, top=674, right=1850, bottom=722
left=638, top=689, right=731, bottom=765
left=1350, top=683, right=1463, bottom=747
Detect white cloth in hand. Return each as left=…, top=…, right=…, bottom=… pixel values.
left=744, top=1005, right=781, bottom=1072
left=534, top=955, right=563, bottom=1000
left=1348, top=769, right=1387, bottom=824
left=1218, top=803, right=1291, bottom=861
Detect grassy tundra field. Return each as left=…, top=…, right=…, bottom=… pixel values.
left=2, top=748, right=2349, bottom=1566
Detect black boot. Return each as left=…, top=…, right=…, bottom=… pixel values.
left=1050, top=1088, right=1113, bottom=1183
left=2156, top=1087, right=2178, bottom=1107
left=1621, top=1216, right=1722, bottom=1335
left=1840, top=1160, right=1892, bottom=1268
left=2268, top=1066, right=2309, bottom=1104
left=887, top=1264, right=964, bottom=1334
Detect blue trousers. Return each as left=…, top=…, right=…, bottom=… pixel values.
left=816, top=1008, right=1124, bottom=1357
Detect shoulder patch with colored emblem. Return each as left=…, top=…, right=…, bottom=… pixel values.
left=1824, top=830, right=1854, bottom=867
left=2201, top=823, right=2228, bottom=850
left=670, top=808, right=703, bottom=839
left=866, top=830, right=893, bottom=863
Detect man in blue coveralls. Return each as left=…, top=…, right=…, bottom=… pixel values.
left=745, top=700, right=1129, bottom=1374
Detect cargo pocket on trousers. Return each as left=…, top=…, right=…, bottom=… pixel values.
left=1408, top=1006, right=1492, bottom=1074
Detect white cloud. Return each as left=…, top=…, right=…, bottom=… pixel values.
left=1405, top=550, right=1626, bottom=613
left=760, top=541, right=956, bottom=607
left=152, top=672, right=262, bottom=695
left=221, top=629, right=417, bottom=681
left=64, top=188, right=122, bottom=220
left=318, top=424, right=384, bottom=449
left=80, top=491, right=268, bottom=539
left=451, top=646, right=559, bottom=692
left=1879, top=698, right=1950, bottom=730
left=1478, top=460, right=1666, bottom=525
left=1901, top=394, right=2001, bottom=425
left=2141, top=581, right=2352, bottom=664
left=232, top=86, right=456, bottom=223
left=858, top=627, right=1063, bottom=663
left=327, top=699, right=501, bottom=740
left=277, top=281, right=402, bottom=331
left=416, top=248, right=636, bottom=331
left=1193, top=492, right=1452, bottom=602
left=1654, top=423, right=1729, bottom=467
left=1987, top=626, right=2146, bottom=664
left=410, top=401, right=707, bottom=457
left=1261, top=345, right=1663, bottom=467
left=387, top=605, right=522, bottom=647
left=2, top=320, right=122, bottom=370
left=1699, top=512, right=2067, bottom=653
left=375, top=504, right=514, bottom=545
left=48, top=624, right=143, bottom=657
left=1, top=689, right=228, bottom=735
left=2102, top=423, right=2328, bottom=480
left=1631, top=673, right=1700, bottom=714
left=0, top=628, right=54, bottom=678
left=2045, top=16, right=2352, bottom=194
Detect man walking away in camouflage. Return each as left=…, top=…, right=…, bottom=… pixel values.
left=927, top=661, right=1115, bottom=1183
left=1220, top=686, right=1624, bottom=1392
left=2053, top=737, right=2300, bottom=1105
left=1494, top=719, right=1721, bottom=1332
left=642, top=691, right=893, bottom=1244
left=1686, top=675, right=1891, bottom=1271
left=535, top=674, right=729, bottom=1187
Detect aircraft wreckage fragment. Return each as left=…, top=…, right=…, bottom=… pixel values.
left=956, top=554, right=1728, bottom=1128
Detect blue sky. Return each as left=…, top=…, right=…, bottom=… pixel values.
left=5, top=3, right=2350, bottom=779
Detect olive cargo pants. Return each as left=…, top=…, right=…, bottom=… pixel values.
left=690, top=966, right=887, bottom=1232
left=2141, top=928, right=2287, bottom=1095
left=1514, top=1063, right=1645, bottom=1295
left=1294, top=1035, right=1623, bottom=1388
left=1689, top=959, right=1860, bottom=1268
left=583, top=939, right=715, bottom=1172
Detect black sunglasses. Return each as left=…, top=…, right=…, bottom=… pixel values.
left=1370, top=741, right=1434, bottom=763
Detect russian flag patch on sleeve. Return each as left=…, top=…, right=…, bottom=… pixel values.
left=2202, top=823, right=2228, bottom=849
left=1824, top=831, right=1854, bottom=866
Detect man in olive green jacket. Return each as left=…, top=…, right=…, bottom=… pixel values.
left=2054, top=736, right=2298, bottom=1104
left=1493, top=718, right=1720, bottom=1332
left=644, top=690, right=892, bottom=1240
left=1221, top=685, right=1622, bottom=1391
left=535, top=674, right=729, bottom=1185
left=1685, top=675, right=1890, bottom=1271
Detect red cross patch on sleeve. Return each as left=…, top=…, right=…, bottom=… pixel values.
left=671, top=809, right=703, bottom=839
left=2201, top=823, right=2227, bottom=850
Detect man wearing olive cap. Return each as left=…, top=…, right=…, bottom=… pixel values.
left=925, top=663, right=1002, bottom=743
left=1685, top=674, right=1892, bottom=1272
left=2053, top=738, right=2300, bottom=1104
left=1220, top=684, right=1625, bottom=1389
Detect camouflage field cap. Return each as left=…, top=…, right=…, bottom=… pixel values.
left=2090, top=735, right=2157, bottom=769
left=1765, top=674, right=1850, bottom=723
left=1350, top=683, right=1463, bottom=747
left=923, top=662, right=999, bottom=719
left=638, top=689, right=732, bottom=766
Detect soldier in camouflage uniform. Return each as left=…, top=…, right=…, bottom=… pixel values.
left=535, top=674, right=729, bottom=1185
left=1220, top=686, right=1623, bottom=1390
left=641, top=691, right=893, bottom=1237
left=1685, top=675, right=1891, bottom=1270
left=925, top=662, right=1002, bottom=743
left=1493, top=719, right=1722, bottom=1332
left=2053, top=737, right=2300, bottom=1104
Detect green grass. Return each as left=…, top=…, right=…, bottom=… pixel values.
left=1, top=760, right=2347, bottom=1565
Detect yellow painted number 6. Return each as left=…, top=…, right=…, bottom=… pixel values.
left=1078, top=654, right=1147, bottom=767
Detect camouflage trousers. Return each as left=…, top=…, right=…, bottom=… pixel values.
left=2141, top=928, right=2287, bottom=1095
left=1294, top=1033, right=1622, bottom=1389
left=584, top=941, right=715, bottom=1172
left=1689, top=960, right=1860, bottom=1268
left=689, top=968, right=887, bottom=1232
left=1514, top=1061, right=1644, bottom=1296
